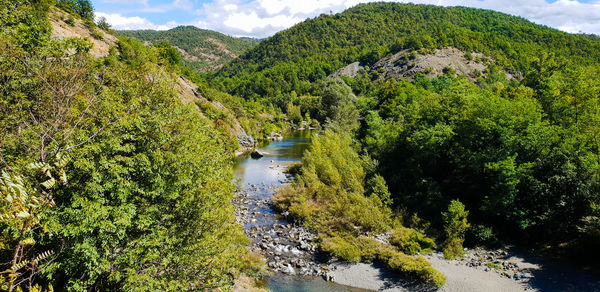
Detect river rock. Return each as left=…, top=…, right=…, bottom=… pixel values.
left=250, top=150, right=264, bottom=159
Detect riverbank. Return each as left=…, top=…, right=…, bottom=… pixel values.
left=231, top=132, right=600, bottom=292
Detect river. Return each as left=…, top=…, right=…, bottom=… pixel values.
left=233, top=130, right=370, bottom=292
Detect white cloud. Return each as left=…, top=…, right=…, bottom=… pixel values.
left=172, top=0, right=193, bottom=10
left=99, top=0, right=600, bottom=38
left=95, top=12, right=178, bottom=30
left=191, top=0, right=600, bottom=37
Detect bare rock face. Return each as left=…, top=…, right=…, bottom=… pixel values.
left=176, top=76, right=207, bottom=105
left=48, top=8, right=117, bottom=58
left=328, top=47, right=515, bottom=82
left=174, top=76, right=255, bottom=152
left=328, top=62, right=362, bottom=79
left=372, top=47, right=488, bottom=81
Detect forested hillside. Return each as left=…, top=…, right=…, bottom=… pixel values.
left=0, top=1, right=273, bottom=290
left=3, top=0, right=600, bottom=290
left=215, top=2, right=600, bottom=271
left=212, top=3, right=600, bottom=101
left=119, top=26, right=259, bottom=72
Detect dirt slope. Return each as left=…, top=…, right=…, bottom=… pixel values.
left=48, top=8, right=117, bottom=57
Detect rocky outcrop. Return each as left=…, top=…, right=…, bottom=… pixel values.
left=328, top=47, right=519, bottom=82
left=48, top=8, right=117, bottom=57
left=328, top=62, right=362, bottom=79
left=267, top=132, right=283, bottom=141
left=373, top=47, right=488, bottom=81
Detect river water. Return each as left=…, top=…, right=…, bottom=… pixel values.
left=233, top=130, right=370, bottom=292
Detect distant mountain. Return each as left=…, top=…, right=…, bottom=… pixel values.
left=119, top=26, right=259, bottom=72
left=213, top=2, right=600, bottom=99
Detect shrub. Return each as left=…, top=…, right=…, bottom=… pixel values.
left=275, top=131, right=445, bottom=288
left=442, top=200, right=470, bottom=259
left=466, top=224, right=498, bottom=246
left=320, top=235, right=445, bottom=288
left=442, top=66, right=456, bottom=76
left=464, top=51, right=473, bottom=60
left=96, top=16, right=110, bottom=30
left=320, top=236, right=363, bottom=262
left=64, top=17, right=75, bottom=26
left=389, top=227, right=436, bottom=255
left=90, top=29, right=103, bottom=40
left=286, top=163, right=302, bottom=177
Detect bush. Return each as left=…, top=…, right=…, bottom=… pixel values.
left=466, top=224, right=498, bottom=246
left=286, top=162, right=302, bottom=177
left=286, top=102, right=302, bottom=123
left=389, top=227, right=436, bottom=255
left=320, top=235, right=445, bottom=288
left=442, top=66, right=456, bottom=76
left=96, top=16, right=110, bottom=30
left=275, top=131, right=445, bottom=288
left=464, top=51, right=473, bottom=60
left=442, top=200, right=470, bottom=259
left=64, top=17, right=75, bottom=26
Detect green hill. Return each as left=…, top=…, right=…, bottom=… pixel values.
left=214, top=2, right=600, bottom=263
left=119, top=26, right=259, bottom=72
left=213, top=2, right=600, bottom=99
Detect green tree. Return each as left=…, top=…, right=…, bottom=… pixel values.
left=442, top=200, right=470, bottom=259
left=320, top=78, right=359, bottom=132
left=155, top=41, right=183, bottom=66
left=96, top=16, right=110, bottom=30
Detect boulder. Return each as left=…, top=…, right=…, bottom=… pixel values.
left=250, top=150, right=264, bottom=159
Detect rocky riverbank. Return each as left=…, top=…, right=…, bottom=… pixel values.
left=232, top=175, right=336, bottom=279
left=232, top=147, right=600, bottom=292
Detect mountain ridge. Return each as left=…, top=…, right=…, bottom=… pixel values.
left=119, top=25, right=259, bottom=72
left=213, top=2, right=600, bottom=99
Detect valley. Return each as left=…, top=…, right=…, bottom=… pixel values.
left=2, top=1, right=600, bottom=291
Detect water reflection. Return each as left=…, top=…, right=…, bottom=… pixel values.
left=234, top=130, right=312, bottom=187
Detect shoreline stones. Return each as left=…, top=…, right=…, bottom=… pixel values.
left=233, top=178, right=334, bottom=279
left=451, top=248, right=535, bottom=285
left=267, top=132, right=283, bottom=141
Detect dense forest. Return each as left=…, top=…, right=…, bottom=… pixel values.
left=119, top=26, right=259, bottom=72
left=0, top=0, right=271, bottom=290
left=215, top=0, right=600, bottom=275
left=211, top=3, right=600, bottom=102
left=2, top=0, right=600, bottom=291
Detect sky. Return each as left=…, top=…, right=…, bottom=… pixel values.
left=92, top=0, right=600, bottom=38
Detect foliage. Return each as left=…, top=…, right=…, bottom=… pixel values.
left=118, top=26, right=259, bottom=72
left=274, top=130, right=444, bottom=287
left=95, top=16, right=110, bottom=30
left=357, top=73, right=600, bottom=250
left=56, top=0, right=94, bottom=20
left=466, top=224, right=498, bottom=247
left=155, top=41, right=183, bottom=67
left=389, top=227, right=436, bottom=255
left=442, top=200, right=469, bottom=259
left=0, top=2, right=257, bottom=290
left=319, top=78, right=360, bottom=132
left=213, top=2, right=600, bottom=103
left=320, top=235, right=445, bottom=287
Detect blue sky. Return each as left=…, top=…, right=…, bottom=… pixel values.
left=92, top=0, right=600, bottom=38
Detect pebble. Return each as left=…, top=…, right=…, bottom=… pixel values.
left=232, top=172, right=328, bottom=277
